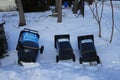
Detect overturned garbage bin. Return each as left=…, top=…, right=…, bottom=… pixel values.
left=54, top=34, right=75, bottom=62
left=78, top=35, right=100, bottom=64
left=16, top=28, right=44, bottom=65
left=0, top=23, right=8, bottom=58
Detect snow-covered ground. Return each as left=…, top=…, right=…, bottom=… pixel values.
left=105, top=1, right=120, bottom=9
left=0, top=1, right=120, bottom=80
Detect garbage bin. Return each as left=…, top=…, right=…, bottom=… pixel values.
left=54, top=34, right=75, bottom=62
left=16, top=28, right=44, bottom=65
left=63, top=1, right=68, bottom=8
left=77, top=35, right=100, bottom=64
left=0, top=23, right=8, bottom=58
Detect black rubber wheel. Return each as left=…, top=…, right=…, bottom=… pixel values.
left=96, top=56, right=100, bottom=64
left=40, top=46, right=44, bottom=54
left=72, top=54, right=75, bottom=62
left=79, top=57, right=82, bottom=64
left=18, top=59, right=23, bottom=66
left=17, top=48, right=23, bottom=66
left=0, top=51, right=2, bottom=57
left=56, top=55, right=59, bottom=63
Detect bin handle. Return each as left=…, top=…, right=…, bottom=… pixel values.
left=23, top=45, right=44, bottom=54
left=23, top=28, right=38, bottom=34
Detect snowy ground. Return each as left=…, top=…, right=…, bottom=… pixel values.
left=0, top=1, right=120, bottom=80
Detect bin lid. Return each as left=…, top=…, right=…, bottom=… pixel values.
left=22, top=32, right=39, bottom=43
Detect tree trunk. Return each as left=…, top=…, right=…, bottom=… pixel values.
left=16, top=0, right=26, bottom=26
left=58, top=0, right=62, bottom=22
left=79, top=0, right=84, bottom=17
left=46, top=0, right=50, bottom=10
left=109, top=0, right=114, bottom=43
left=98, top=21, right=101, bottom=37
left=85, top=0, right=94, bottom=5
left=55, top=0, right=58, bottom=12
left=73, top=0, right=78, bottom=14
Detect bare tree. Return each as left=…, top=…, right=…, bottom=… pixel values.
left=16, top=0, right=26, bottom=26
left=73, top=0, right=79, bottom=14
left=79, top=0, right=84, bottom=17
left=46, top=0, right=50, bottom=10
left=58, top=0, right=62, bottom=22
left=109, top=0, right=114, bottom=43
left=55, top=0, right=58, bottom=12
left=85, top=0, right=94, bottom=5
left=88, top=0, right=104, bottom=37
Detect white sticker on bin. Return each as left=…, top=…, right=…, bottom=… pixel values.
left=81, top=39, right=93, bottom=43
left=58, top=38, right=69, bottom=42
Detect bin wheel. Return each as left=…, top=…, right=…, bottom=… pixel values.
left=79, top=57, right=82, bottom=64
left=96, top=56, right=100, bottom=64
left=18, top=60, right=23, bottom=66
left=32, top=59, right=36, bottom=62
left=40, top=46, right=44, bottom=54
left=0, top=51, right=2, bottom=57
left=56, top=55, right=59, bottom=63
left=72, top=54, right=75, bottom=62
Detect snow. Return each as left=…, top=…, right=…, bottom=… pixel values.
left=0, top=1, right=120, bottom=80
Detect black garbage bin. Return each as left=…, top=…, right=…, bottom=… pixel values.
left=54, top=34, right=75, bottom=62
left=0, top=23, right=8, bottom=58
left=16, top=28, right=44, bottom=65
left=78, top=35, right=100, bottom=64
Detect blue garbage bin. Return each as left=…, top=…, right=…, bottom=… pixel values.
left=16, top=28, right=44, bottom=65
left=63, top=1, right=68, bottom=8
